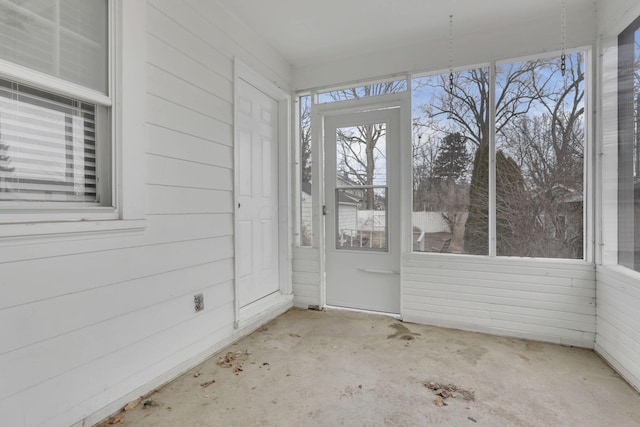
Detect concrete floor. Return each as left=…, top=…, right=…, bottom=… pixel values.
left=99, top=308, right=640, bottom=427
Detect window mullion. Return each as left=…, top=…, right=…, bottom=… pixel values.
left=489, top=62, right=497, bottom=257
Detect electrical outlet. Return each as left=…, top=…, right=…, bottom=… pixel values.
left=194, top=293, right=204, bottom=312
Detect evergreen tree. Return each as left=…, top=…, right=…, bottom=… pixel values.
left=463, top=143, right=526, bottom=255
left=464, top=143, right=489, bottom=254
left=432, top=132, right=470, bottom=182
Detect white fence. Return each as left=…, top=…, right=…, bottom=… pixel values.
left=412, top=212, right=451, bottom=233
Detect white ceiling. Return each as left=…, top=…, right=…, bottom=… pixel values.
left=218, top=0, right=598, bottom=68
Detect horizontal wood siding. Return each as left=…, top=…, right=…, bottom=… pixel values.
left=292, top=247, right=321, bottom=308
left=0, top=0, right=290, bottom=426
left=595, top=266, right=640, bottom=392
left=402, top=254, right=596, bottom=348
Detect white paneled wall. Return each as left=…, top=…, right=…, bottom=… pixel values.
left=290, top=248, right=597, bottom=348
left=292, top=248, right=322, bottom=308
left=596, top=267, right=640, bottom=391
left=0, top=0, right=291, bottom=426
left=402, top=254, right=596, bottom=347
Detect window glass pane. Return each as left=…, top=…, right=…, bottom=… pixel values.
left=336, top=186, right=387, bottom=251
left=0, top=0, right=108, bottom=93
left=0, top=78, right=99, bottom=202
left=411, top=68, right=489, bottom=254
left=336, top=123, right=387, bottom=187
left=335, top=119, right=388, bottom=252
left=317, top=80, right=407, bottom=104
left=299, top=95, right=312, bottom=246
left=618, top=23, right=640, bottom=270
left=496, top=53, right=584, bottom=258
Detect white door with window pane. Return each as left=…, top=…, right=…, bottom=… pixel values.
left=236, top=78, right=280, bottom=307
left=324, top=108, right=401, bottom=314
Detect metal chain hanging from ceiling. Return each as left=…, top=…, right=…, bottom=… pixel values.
left=448, top=13, right=454, bottom=118
left=560, top=0, right=567, bottom=76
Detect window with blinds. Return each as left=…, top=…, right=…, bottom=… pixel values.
left=0, top=0, right=110, bottom=208
left=0, top=0, right=108, bottom=93
left=0, top=78, right=99, bottom=202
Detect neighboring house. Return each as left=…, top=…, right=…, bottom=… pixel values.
left=300, top=181, right=313, bottom=245
left=302, top=180, right=361, bottom=242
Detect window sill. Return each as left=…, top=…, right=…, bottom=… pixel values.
left=0, top=219, right=147, bottom=246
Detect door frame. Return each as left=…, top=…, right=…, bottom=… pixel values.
left=233, top=59, right=292, bottom=328
left=311, top=91, right=412, bottom=313
left=324, top=108, right=402, bottom=313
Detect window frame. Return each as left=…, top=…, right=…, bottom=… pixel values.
left=617, top=15, right=640, bottom=270
left=0, top=0, right=146, bottom=240
left=494, top=49, right=590, bottom=260
left=409, top=48, right=591, bottom=260
left=294, top=49, right=591, bottom=261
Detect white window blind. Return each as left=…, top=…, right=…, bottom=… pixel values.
left=0, top=0, right=108, bottom=93
left=0, top=78, right=99, bottom=202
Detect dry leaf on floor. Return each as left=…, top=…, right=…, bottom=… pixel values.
left=438, top=390, right=451, bottom=398
left=107, top=415, right=124, bottom=424
left=193, top=372, right=201, bottom=378
left=423, top=380, right=476, bottom=405
left=218, top=350, right=249, bottom=373
left=289, top=333, right=301, bottom=338
left=434, top=396, right=444, bottom=407
left=200, top=379, right=216, bottom=387
left=124, top=396, right=142, bottom=411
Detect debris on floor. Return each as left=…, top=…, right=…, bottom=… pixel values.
left=217, top=350, right=249, bottom=374
left=423, top=381, right=476, bottom=406
left=200, top=379, right=216, bottom=388
left=143, top=399, right=158, bottom=408
left=124, top=396, right=143, bottom=411
left=387, top=323, right=421, bottom=340
left=107, top=415, right=124, bottom=425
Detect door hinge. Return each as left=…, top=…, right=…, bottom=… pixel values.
left=323, top=205, right=327, bottom=215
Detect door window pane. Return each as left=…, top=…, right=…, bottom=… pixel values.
left=336, top=186, right=387, bottom=251
left=335, top=122, right=388, bottom=252
left=336, top=123, right=387, bottom=187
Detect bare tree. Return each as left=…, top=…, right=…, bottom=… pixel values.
left=412, top=53, right=585, bottom=257
left=411, top=119, right=440, bottom=211
left=416, top=60, right=551, bottom=148
left=298, top=96, right=313, bottom=246
left=497, top=53, right=585, bottom=257
left=300, top=96, right=312, bottom=185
